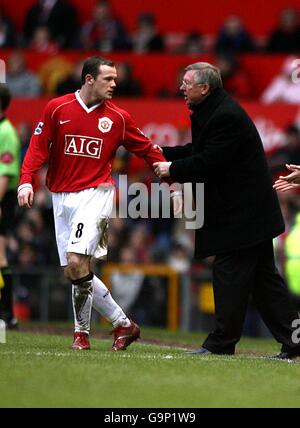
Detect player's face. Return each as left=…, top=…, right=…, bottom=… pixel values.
left=93, top=65, right=117, bottom=100
left=180, top=70, right=208, bottom=109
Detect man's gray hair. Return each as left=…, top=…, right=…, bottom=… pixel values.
left=186, top=62, right=223, bottom=90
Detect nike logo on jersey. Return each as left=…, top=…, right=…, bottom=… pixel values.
left=71, top=241, right=80, bottom=245
left=60, top=120, right=71, bottom=125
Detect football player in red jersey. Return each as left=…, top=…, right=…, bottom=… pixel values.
left=17, top=56, right=182, bottom=351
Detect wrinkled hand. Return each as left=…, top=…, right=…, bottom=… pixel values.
left=171, top=192, right=183, bottom=216
left=153, top=144, right=163, bottom=154
left=153, top=162, right=171, bottom=178
left=273, top=164, right=300, bottom=192
left=18, top=187, right=34, bottom=208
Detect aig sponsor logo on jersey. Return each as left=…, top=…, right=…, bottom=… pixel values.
left=64, top=135, right=103, bottom=159
left=98, top=117, right=113, bottom=133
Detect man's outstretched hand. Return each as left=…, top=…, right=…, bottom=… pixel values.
left=172, top=191, right=183, bottom=216
left=274, top=164, right=300, bottom=193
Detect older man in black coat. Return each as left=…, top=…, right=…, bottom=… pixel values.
left=154, top=62, right=300, bottom=359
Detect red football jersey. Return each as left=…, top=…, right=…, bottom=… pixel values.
left=20, top=91, right=172, bottom=192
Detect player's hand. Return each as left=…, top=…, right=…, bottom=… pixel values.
left=18, top=187, right=34, bottom=208
left=171, top=192, right=183, bottom=216
left=153, top=144, right=163, bottom=153
left=153, top=162, right=171, bottom=178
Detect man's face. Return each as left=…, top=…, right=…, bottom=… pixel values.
left=180, top=70, right=207, bottom=109
left=92, top=65, right=117, bottom=100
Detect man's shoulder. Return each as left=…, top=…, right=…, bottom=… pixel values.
left=104, top=100, right=130, bottom=121
left=46, top=93, right=76, bottom=112
left=217, top=93, right=249, bottom=119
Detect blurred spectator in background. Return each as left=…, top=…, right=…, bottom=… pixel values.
left=18, top=243, right=37, bottom=269
left=215, top=54, right=251, bottom=99
left=269, top=125, right=300, bottom=175
left=283, top=126, right=300, bottom=166
left=0, top=84, right=20, bottom=328
left=215, top=15, right=256, bottom=55
left=157, top=67, right=185, bottom=98
left=16, top=122, right=32, bottom=161
left=111, top=246, right=144, bottom=314
left=267, top=8, right=300, bottom=53
left=24, top=207, right=56, bottom=264
left=285, top=213, right=300, bottom=310
left=0, top=7, right=16, bottom=48
left=28, top=25, right=58, bottom=54
left=180, top=32, right=204, bottom=54
left=167, top=241, right=191, bottom=274
left=38, top=56, right=73, bottom=95
left=6, top=51, right=41, bottom=97
left=114, top=62, right=143, bottom=97
left=79, top=1, right=131, bottom=51
left=132, top=12, right=164, bottom=53
left=108, top=217, right=130, bottom=262
left=54, top=59, right=84, bottom=96
left=128, top=224, right=151, bottom=264
left=24, top=0, right=78, bottom=48
left=261, top=56, right=300, bottom=104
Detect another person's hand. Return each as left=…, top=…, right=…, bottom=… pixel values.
left=153, top=162, right=171, bottom=178
left=18, top=187, right=34, bottom=208
left=274, top=164, right=300, bottom=192
left=171, top=191, right=183, bottom=216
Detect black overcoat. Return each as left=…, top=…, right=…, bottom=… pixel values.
left=163, top=88, right=284, bottom=258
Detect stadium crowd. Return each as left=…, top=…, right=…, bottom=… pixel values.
left=2, top=0, right=300, bottom=327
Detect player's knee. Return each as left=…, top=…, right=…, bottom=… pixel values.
left=64, top=261, right=87, bottom=281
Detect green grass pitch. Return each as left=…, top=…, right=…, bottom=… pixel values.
left=0, top=326, right=300, bottom=408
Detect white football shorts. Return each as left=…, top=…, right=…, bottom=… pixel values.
left=52, top=185, right=115, bottom=266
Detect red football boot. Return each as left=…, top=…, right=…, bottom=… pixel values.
left=111, top=320, right=140, bottom=351
left=72, top=332, right=91, bottom=350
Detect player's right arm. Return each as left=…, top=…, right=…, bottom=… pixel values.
left=17, top=101, right=53, bottom=208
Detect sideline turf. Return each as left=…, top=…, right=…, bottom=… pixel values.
left=0, top=329, right=299, bottom=408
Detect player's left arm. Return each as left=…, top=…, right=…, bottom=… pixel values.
left=122, top=113, right=174, bottom=183
left=122, top=113, right=183, bottom=214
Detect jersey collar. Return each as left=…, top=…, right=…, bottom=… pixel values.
left=75, top=90, right=103, bottom=113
